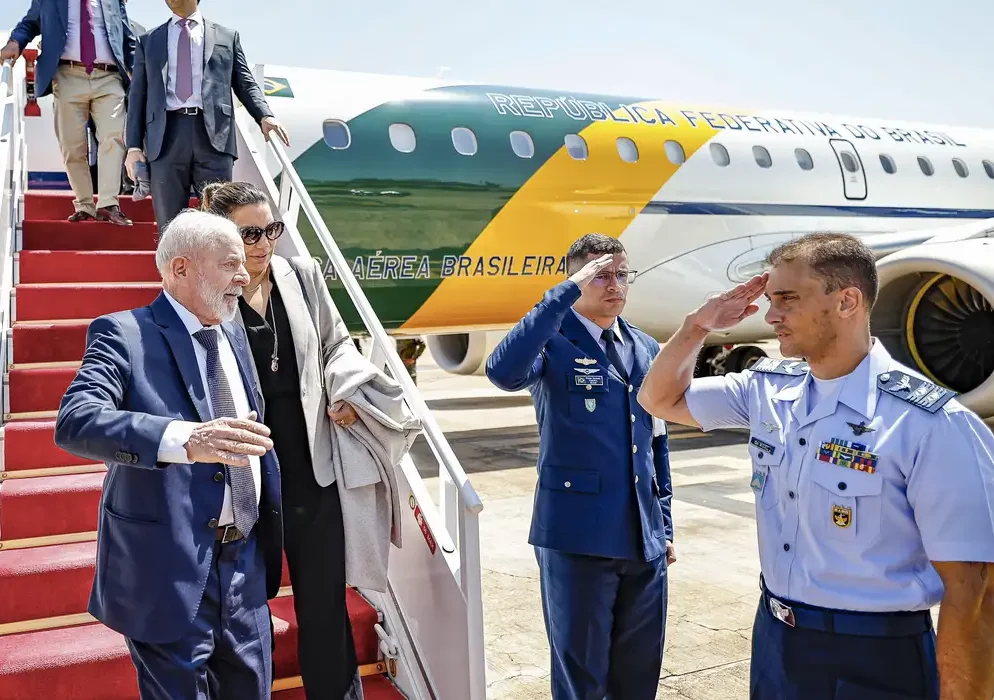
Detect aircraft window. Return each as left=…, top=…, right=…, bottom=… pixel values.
left=794, top=148, right=814, bottom=170
left=753, top=145, right=772, bottom=168
left=510, top=130, right=534, bottom=158
left=617, top=137, right=639, bottom=163
left=918, top=156, right=934, bottom=176
left=984, top=160, right=994, bottom=179
left=322, top=120, right=351, bottom=150
left=565, top=134, right=588, bottom=160
left=389, top=123, right=416, bottom=153
left=952, top=158, right=969, bottom=178
left=451, top=127, right=478, bottom=156
left=879, top=154, right=897, bottom=174
left=710, top=143, right=730, bottom=167
left=665, top=140, right=686, bottom=165
left=840, top=152, right=859, bottom=173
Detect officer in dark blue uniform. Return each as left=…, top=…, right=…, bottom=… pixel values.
left=639, top=233, right=994, bottom=700
left=486, top=233, right=675, bottom=700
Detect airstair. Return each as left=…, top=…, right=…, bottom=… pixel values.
left=0, top=49, right=487, bottom=700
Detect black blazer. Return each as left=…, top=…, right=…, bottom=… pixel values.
left=126, top=18, right=273, bottom=161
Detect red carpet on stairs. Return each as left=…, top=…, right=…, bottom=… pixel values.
left=0, top=192, right=405, bottom=699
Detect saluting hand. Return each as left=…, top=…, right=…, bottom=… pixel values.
left=184, top=411, right=273, bottom=466
left=568, top=254, right=615, bottom=289
left=689, top=273, right=769, bottom=332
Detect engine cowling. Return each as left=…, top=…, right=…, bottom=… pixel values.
left=872, top=239, right=994, bottom=417
left=426, top=331, right=508, bottom=376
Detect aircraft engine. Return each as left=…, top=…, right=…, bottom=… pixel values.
left=426, top=331, right=508, bottom=376
left=872, top=239, right=994, bottom=417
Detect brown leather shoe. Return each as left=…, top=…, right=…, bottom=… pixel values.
left=96, top=206, right=133, bottom=226
left=67, top=210, right=96, bottom=222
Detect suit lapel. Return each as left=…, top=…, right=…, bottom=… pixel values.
left=152, top=23, right=169, bottom=89
left=203, top=20, right=217, bottom=69
left=151, top=294, right=210, bottom=422
left=560, top=311, right=614, bottom=379
left=270, top=257, right=310, bottom=382
left=620, top=318, right=649, bottom=387
left=57, top=0, right=69, bottom=29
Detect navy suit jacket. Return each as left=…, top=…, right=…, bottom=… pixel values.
left=54, top=293, right=283, bottom=644
left=486, top=280, right=674, bottom=562
left=10, top=0, right=136, bottom=97
left=126, top=19, right=273, bottom=161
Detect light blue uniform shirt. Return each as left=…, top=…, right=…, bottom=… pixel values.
left=570, top=309, right=634, bottom=376
left=686, top=339, right=994, bottom=612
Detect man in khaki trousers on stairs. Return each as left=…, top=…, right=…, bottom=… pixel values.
left=2, top=0, right=136, bottom=225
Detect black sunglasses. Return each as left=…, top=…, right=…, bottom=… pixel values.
left=239, top=221, right=285, bottom=245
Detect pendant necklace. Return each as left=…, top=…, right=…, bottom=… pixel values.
left=267, top=292, right=279, bottom=372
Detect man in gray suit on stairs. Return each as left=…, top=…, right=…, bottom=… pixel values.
left=124, top=0, right=289, bottom=230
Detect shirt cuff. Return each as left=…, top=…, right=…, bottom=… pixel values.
left=157, top=420, right=197, bottom=464
left=127, top=147, right=143, bottom=154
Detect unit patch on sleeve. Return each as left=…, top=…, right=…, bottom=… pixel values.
left=877, top=371, right=956, bottom=413
left=750, top=358, right=810, bottom=376
left=818, top=438, right=878, bottom=474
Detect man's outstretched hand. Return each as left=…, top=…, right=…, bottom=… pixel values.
left=184, top=411, right=273, bottom=466
left=689, top=273, right=769, bottom=333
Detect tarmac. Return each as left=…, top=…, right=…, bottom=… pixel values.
left=411, top=348, right=769, bottom=699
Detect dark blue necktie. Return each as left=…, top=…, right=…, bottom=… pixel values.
left=193, top=328, right=258, bottom=535
left=601, top=328, right=629, bottom=383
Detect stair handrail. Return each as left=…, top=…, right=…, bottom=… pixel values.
left=261, top=137, right=488, bottom=699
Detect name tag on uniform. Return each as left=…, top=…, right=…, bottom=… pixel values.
left=750, top=436, right=776, bottom=455
left=574, top=375, right=604, bottom=388
left=818, top=438, right=878, bottom=474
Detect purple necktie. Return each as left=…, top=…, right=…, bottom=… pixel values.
left=176, top=18, right=193, bottom=103
left=79, top=0, right=96, bottom=74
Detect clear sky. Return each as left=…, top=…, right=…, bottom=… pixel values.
left=3, top=0, right=993, bottom=128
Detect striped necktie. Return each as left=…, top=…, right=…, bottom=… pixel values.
left=193, top=328, right=258, bottom=535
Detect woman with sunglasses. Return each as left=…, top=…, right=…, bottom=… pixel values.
left=200, top=181, right=364, bottom=700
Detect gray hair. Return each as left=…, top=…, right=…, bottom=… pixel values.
left=155, top=209, right=240, bottom=276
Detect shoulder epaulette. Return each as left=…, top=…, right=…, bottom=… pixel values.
left=750, top=357, right=809, bottom=376
left=877, top=371, right=956, bottom=413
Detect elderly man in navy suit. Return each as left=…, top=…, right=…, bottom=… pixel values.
left=55, top=210, right=284, bottom=699
left=2, top=0, right=135, bottom=225
left=486, top=233, right=676, bottom=700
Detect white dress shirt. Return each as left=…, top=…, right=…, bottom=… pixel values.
left=157, top=291, right=261, bottom=527
left=62, top=0, right=116, bottom=65
left=571, top=308, right=634, bottom=376
left=165, top=11, right=205, bottom=110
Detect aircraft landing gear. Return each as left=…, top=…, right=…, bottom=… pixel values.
left=694, top=345, right=768, bottom=377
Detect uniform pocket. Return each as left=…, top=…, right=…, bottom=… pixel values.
left=566, top=374, right=608, bottom=423
left=810, top=466, right=883, bottom=542
left=748, top=436, right=784, bottom=511
left=539, top=466, right=600, bottom=494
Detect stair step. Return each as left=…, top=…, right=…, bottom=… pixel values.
left=8, top=364, right=79, bottom=414
left=0, top=473, right=105, bottom=540
left=18, top=251, right=159, bottom=284
left=275, top=675, right=403, bottom=699
left=3, top=420, right=99, bottom=472
left=0, top=592, right=382, bottom=698
left=0, top=542, right=96, bottom=624
left=14, top=283, right=160, bottom=321
left=23, top=193, right=196, bottom=223
left=12, top=322, right=91, bottom=364
left=21, top=221, right=159, bottom=252
left=0, top=544, right=294, bottom=625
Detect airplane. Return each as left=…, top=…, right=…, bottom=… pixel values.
left=23, top=63, right=994, bottom=418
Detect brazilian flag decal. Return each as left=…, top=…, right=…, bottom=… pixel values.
left=264, top=77, right=294, bottom=98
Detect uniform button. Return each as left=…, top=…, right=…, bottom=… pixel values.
left=628, top=385, right=633, bottom=393
left=799, top=438, right=806, bottom=446
left=635, top=475, right=639, bottom=484
left=208, top=518, right=219, bottom=529
left=789, top=491, right=795, bottom=499
left=838, top=482, right=847, bottom=491
left=564, top=481, right=571, bottom=488
left=632, top=444, right=638, bottom=454
left=631, top=414, right=636, bottom=423
left=214, top=472, right=224, bottom=482
left=758, top=452, right=765, bottom=459
left=783, top=543, right=790, bottom=552
left=879, top=373, right=891, bottom=383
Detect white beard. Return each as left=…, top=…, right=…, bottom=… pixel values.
left=196, top=273, right=241, bottom=323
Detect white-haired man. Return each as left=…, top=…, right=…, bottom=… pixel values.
left=55, top=210, right=284, bottom=699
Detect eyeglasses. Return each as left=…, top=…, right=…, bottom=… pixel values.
left=591, top=270, right=638, bottom=285
left=239, top=221, right=285, bottom=245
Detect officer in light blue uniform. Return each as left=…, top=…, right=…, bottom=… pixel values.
left=486, top=233, right=675, bottom=700
left=638, top=233, right=994, bottom=700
